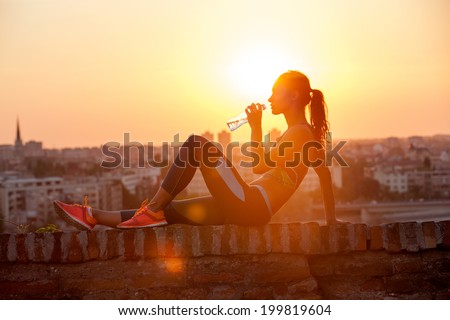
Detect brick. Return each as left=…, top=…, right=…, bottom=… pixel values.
left=438, top=220, right=450, bottom=248
left=0, top=234, right=10, bottom=262
left=0, top=280, right=59, bottom=299
left=287, top=223, right=302, bottom=253
left=269, top=223, right=284, bottom=253
left=210, top=285, right=241, bottom=299
left=49, top=232, right=63, bottom=262
left=32, top=233, right=45, bottom=262
left=105, top=229, right=120, bottom=259
left=143, top=228, right=158, bottom=258
left=360, top=278, right=385, bottom=292
left=192, top=272, right=242, bottom=284
left=62, top=232, right=83, bottom=263
left=382, top=223, right=402, bottom=252
left=86, top=231, right=99, bottom=260
left=400, top=222, right=419, bottom=252
left=386, top=277, right=414, bottom=293
left=253, top=255, right=310, bottom=283
left=336, top=224, right=351, bottom=252
left=420, top=222, right=437, bottom=249
left=228, top=225, right=249, bottom=255
left=169, top=225, right=193, bottom=257
left=351, top=224, right=368, bottom=251
left=369, top=225, right=383, bottom=250
left=122, top=229, right=136, bottom=259
left=287, top=276, right=319, bottom=295
left=130, top=266, right=186, bottom=288
left=248, top=226, right=267, bottom=254
left=242, top=287, right=273, bottom=299
left=62, top=278, right=125, bottom=292
left=300, top=222, right=321, bottom=254
left=15, top=233, right=28, bottom=263
left=196, top=225, right=215, bottom=256
left=320, top=225, right=337, bottom=254
left=178, top=288, right=208, bottom=300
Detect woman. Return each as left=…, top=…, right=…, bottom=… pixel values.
left=54, top=70, right=338, bottom=230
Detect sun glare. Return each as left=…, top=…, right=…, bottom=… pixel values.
left=226, top=46, right=299, bottom=101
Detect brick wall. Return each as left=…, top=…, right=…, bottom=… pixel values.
left=1, top=221, right=449, bottom=299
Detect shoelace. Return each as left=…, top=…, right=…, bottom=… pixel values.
left=73, top=195, right=90, bottom=208
left=133, top=199, right=150, bottom=217
left=133, top=199, right=158, bottom=217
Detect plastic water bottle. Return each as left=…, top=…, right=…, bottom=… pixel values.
left=226, top=104, right=266, bottom=131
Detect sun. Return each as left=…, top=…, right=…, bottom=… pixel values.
left=226, top=45, right=300, bottom=101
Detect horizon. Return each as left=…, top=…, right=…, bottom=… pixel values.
left=1, top=0, right=449, bottom=149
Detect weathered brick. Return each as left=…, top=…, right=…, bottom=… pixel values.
left=248, top=226, right=267, bottom=254
left=196, top=225, right=215, bottom=256
left=49, top=232, right=63, bottom=262
left=438, top=220, right=450, bottom=248
left=169, top=224, right=193, bottom=257
left=269, top=223, right=284, bottom=253
left=320, top=225, right=339, bottom=254
left=178, top=288, right=209, bottom=300
left=62, top=278, right=125, bottom=292
left=122, top=229, right=136, bottom=259
left=32, top=233, right=44, bottom=262
left=287, top=223, right=302, bottom=253
left=369, top=225, right=383, bottom=250
left=143, top=228, right=158, bottom=258
left=386, top=277, right=414, bottom=293
left=86, top=231, right=99, bottom=260
left=62, top=232, right=83, bottom=263
left=351, top=224, right=368, bottom=251
left=253, top=255, right=310, bottom=283
left=383, top=223, right=402, bottom=252
left=105, top=229, right=120, bottom=259
left=420, top=221, right=437, bottom=249
left=400, top=222, right=419, bottom=252
left=300, top=222, right=321, bottom=254
left=336, top=224, right=351, bottom=252
left=360, top=278, right=385, bottom=292
left=0, top=233, right=10, bottom=262
left=210, top=285, right=241, bottom=299
left=242, top=287, right=273, bottom=299
left=15, top=233, right=28, bottom=263
left=0, top=280, right=59, bottom=298
left=228, top=225, right=249, bottom=255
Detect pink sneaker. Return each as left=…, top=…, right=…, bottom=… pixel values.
left=117, top=199, right=167, bottom=229
left=53, top=196, right=97, bottom=231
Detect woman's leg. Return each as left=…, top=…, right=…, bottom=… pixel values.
left=147, top=134, right=271, bottom=226
left=91, top=209, right=123, bottom=228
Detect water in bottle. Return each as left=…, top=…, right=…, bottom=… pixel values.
left=226, top=104, right=266, bottom=131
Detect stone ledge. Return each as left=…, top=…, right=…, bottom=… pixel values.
left=1, top=220, right=449, bottom=263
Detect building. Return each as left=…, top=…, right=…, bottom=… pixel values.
left=0, top=175, right=123, bottom=231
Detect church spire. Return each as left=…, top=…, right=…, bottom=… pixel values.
left=16, top=117, right=22, bottom=144
left=15, top=117, right=24, bottom=156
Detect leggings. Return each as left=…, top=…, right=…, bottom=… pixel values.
left=121, top=135, right=272, bottom=226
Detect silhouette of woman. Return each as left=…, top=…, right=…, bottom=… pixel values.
left=54, top=70, right=339, bottom=230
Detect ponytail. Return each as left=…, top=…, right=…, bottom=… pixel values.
left=309, top=89, right=329, bottom=145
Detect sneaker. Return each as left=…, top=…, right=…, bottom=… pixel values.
left=117, top=199, right=167, bottom=229
left=53, top=196, right=97, bottom=231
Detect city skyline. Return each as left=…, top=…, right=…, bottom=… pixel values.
left=1, top=0, right=449, bottom=148
left=3, top=117, right=450, bottom=150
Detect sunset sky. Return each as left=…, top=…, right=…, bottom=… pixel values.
left=1, top=0, right=449, bottom=148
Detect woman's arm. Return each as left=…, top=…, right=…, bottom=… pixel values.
left=314, top=164, right=337, bottom=224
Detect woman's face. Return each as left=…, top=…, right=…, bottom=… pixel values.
left=268, top=83, right=295, bottom=115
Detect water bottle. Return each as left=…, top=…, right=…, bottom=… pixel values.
left=226, top=104, right=266, bottom=131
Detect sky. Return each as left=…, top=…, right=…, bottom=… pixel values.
left=1, top=0, right=449, bottom=148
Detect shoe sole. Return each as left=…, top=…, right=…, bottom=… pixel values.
left=53, top=201, right=92, bottom=231
left=117, top=221, right=168, bottom=229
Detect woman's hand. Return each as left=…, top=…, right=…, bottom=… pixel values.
left=245, top=103, right=264, bottom=129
